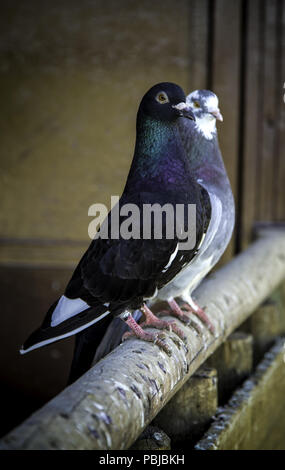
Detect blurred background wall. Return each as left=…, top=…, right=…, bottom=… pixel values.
left=0, top=0, right=284, bottom=436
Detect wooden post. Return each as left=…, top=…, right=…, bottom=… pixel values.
left=195, top=339, right=285, bottom=450
left=130, top=426, right=171, bottom=450
left=0, top=229, right=285, bottom=450
left=153, top=367, right=217, bottom=445
left=249, top=302, right=284, bottom=364
left=240, top=284, right=285, bottom=364
left=206, top=332, right=253, bottom=404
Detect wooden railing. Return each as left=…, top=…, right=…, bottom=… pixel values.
left=1, top=228, right=285, bottom=450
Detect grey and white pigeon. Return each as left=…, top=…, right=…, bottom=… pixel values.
left=20, top=83, right=212, bottom=384
left=93, top=89, right=235, bottom=367
left=154, top=89, right=235, bottom=325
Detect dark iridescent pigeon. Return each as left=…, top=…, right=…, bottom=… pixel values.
left=92, top=89, right=235, bottom=368
left=20, top=83, right=211, bottom=382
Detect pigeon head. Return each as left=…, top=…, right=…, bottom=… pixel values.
left=138, top=82, right=195, bottom=123
left=186, top=90, right=223, bottom=140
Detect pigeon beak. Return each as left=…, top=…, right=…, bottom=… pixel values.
left=172, top=102, right=196, bottom=121
left=209, top=108, right=223, bottom=121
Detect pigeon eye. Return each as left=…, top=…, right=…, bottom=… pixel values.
left=193, top=101, right=200, bottom=108
left=156, top=92, right=169, bottom=104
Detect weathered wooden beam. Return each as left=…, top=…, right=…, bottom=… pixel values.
left=205, top=332, right=253, bottom=404
left=153, top=367, right=217, bottom=445
left=130, top=426, right=171, bottom=450
left=195, top=338, right=285, bottom=450
left=242, top=295, right=285, bottom=365
left=0, top=229, right=285, bottom=450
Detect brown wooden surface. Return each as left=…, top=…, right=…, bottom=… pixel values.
left=195, top=339, right=285, bottom=450
left=1, top=0, right=282, bottom=261
left=130, top=426, right=171, bottom=450
left=257, top=0, right=278, bottom=222
left=0, top=265, right=74, bottom=437
left=0, top=0, right=284, bottom=442
left=275, top=0, right=285, bottom=221
left=210, top=0, right=241, bottom=262
left=188, top=0, right=209, bottom=91
left=242, top=0, right=285, bottom=246
left=206, top=332, right=253, bottom=404
left=240, top=0, right=261, bottom=250
left=153, top=367, right=217, bottom=446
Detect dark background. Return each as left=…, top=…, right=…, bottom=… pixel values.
left=0, top=0, right=284, bottom=437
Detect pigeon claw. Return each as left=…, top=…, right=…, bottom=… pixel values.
left=140, top=319, right=187, bottom=342
left=122, top=330, right=171, bottom=356
left=141, top=304, right=187, bottom=342
left=122, top=310, right=172, bottom=355
left=181, top=302, right=215, bottom=334
left=157, top=307, right=202, bottom=335
left=167, top=299, right=192, bottom=324
left=168, top=298, right=215, bottom=334
left=153, top=333, right=172, bottom=356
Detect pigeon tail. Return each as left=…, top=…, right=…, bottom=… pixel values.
left=20, top=297, right=110, bottom=354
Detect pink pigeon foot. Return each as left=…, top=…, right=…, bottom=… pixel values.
left=168, top=298, right=214, bottom=334
left=122, top=311, right=171, bottom=355
left=139, top=304, right=186, bottom=341
left=180, top=300, right=215, bottom=334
